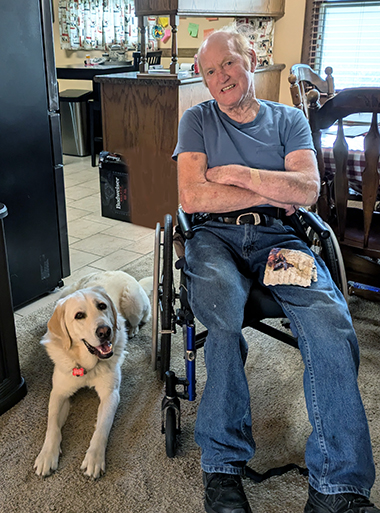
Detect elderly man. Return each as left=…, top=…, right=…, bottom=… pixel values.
left=172, top=23, right=378, bottom=513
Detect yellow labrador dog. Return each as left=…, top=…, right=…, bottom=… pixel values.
left=60, top=270, right=152, bottom=338
left=34, top=287, right=126, bottom=478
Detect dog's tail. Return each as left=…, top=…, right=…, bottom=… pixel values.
left=139, top=276, right=154, bottom=296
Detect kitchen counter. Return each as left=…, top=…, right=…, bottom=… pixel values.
left=95, top=64, right=285, bottom=92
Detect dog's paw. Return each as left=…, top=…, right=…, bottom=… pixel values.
left=34, top=448, right=60, bottom=477
left=81, top=448, right=106, bottom=479
left=127, top=325, right=139, bottom=338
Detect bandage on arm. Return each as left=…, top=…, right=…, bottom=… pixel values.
left=250, top=168, right=262, bottom=187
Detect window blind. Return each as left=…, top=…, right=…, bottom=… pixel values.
left=309, top=1, right=380, bottom=89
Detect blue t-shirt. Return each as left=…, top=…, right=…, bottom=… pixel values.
left=172, top=99, right=315, bottom=171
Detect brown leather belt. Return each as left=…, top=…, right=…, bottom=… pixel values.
left=193, top=207, right=283, bottom=227
left=210, top=212, right=272, bottom=225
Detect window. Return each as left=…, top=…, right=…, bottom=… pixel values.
left=58, top=0, right=138, bottom=51
left=303, top=0, right=380, bottom=89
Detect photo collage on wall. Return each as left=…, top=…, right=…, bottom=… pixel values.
left=236, top=17, right=275, bottom=67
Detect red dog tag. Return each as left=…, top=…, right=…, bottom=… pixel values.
left=72, top=367, right=85, bottom=377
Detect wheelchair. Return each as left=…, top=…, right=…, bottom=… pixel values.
left=152, top=206, right=347, bottom=479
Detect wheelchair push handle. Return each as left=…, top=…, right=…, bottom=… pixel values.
left=298, top=207, right=330, bottom=239
left=177, top=207, right=194, bottom=239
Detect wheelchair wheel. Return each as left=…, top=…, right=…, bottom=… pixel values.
left=306, top=221, right=348, bottom=301
left=152, top=216, right=175, bottom=377
left=165, top=406, right=177, bottom=458
left=160, top=214, right=174, bottom=380
left=320, top=225, right=348, bottom=300
left=151, top=222, right=161, bottom=370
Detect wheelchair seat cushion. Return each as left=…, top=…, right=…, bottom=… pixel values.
left=243, top=284, right=285, bottom=327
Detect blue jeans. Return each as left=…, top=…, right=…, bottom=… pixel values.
left=184, top=219, right=375, bottom=498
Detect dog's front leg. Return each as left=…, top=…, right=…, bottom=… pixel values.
left=34, top=387, right=71, bottom=476
left=81, top=388, right=120, bottom=478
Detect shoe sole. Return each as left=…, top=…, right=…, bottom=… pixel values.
left=204, top=500, right=253, bottom=513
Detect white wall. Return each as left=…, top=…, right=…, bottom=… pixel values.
left=273, top=0, right=306, bottom=105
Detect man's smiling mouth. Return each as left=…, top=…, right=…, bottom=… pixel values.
left=221, top=84, right=235, bottom=92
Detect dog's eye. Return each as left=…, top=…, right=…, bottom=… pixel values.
left=75, top=311, right=86, bottom=320
left=98, top=302, right=107, bottom=311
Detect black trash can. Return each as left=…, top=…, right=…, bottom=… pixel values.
left=59, top=89, right=93, bottom=156
left=0, top=203, right=27, bottom=416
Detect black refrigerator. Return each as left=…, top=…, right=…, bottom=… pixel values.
left=0, top=0, right=70, bottom=309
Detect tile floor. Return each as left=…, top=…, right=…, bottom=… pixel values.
left=14, top=155, right=155, bottom=320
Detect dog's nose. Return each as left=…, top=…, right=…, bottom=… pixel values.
left=96, top=325, right=111, bottom=340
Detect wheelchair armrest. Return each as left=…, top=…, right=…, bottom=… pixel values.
left=296, top=207, right=330, bottom=239
left=177, top=207, right=194, bottom=239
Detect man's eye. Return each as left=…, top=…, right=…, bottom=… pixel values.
left=207, top=69, right=214, bottom=76
left=98, top=302, right=107, bottom=311
left=75, top=312, right=86, bottom=320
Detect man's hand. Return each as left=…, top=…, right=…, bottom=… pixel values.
left=206, top=166, right=244, bottom=187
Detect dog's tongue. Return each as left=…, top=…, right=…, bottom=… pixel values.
left=96, top=341, right=112, bottom=356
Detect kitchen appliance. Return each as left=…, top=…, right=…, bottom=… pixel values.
left=0, top=0, right=70, bottom=309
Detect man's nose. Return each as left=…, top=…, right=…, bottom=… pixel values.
left=217, top=68, right=228, bottom=81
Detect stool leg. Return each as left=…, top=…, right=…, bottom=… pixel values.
left=89, top=101, right=96, bottom=167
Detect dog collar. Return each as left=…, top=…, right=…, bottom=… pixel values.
left=72, top=366, right=87, bottom=377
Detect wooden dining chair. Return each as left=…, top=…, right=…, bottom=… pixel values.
left=288, top=64, right=335, bottom=118
left=307, top=87, right=380, bottom=287
left=132, top=50, right=162, bottom=71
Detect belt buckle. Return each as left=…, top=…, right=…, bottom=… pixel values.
left=236, top=212, right=261, bottom=225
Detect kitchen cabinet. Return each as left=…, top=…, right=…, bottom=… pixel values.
left=135, top=0, right=285, bottom=17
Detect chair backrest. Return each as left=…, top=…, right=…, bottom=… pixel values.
left=288, top=64, right=335, bottom=118
left=147, top=50, right=162, bottom=66
left=307, top=87, right=380, bottom=281
left=132, top=50, right=162, bottom=70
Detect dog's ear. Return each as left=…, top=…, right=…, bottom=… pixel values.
left=47, top=298, right=73, bottom=350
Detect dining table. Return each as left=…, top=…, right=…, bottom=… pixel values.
left=56, top=61, right=136, bottom=99
left=56, top=61, right=135, bottom=81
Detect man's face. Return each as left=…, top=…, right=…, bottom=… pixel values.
left=199, top=33, right=255, bottom=112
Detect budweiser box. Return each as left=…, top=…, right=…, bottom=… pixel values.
left=99, top=151, right=131, bottom=222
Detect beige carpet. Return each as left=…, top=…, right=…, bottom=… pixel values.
left=1, top=251, right=380, bottom=513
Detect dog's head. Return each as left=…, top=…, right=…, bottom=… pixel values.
left=47, top=286, right=119, bottom=360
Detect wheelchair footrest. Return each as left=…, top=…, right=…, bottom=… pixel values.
left=245, top=463, right=308, bottom=483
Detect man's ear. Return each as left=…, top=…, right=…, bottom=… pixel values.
left=47, top=299, right=72, bottom=351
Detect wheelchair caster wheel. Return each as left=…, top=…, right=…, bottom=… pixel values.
left=165, top=406, right=177, bottom=458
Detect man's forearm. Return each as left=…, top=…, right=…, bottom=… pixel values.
left=205, top=151, right=320, bottom=208
left=206, top=165, right=319, bottom=207
left=179, top=178, right=267, bottom=214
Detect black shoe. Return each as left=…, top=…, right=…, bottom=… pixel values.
left=305, top=485, right=380, bottom=512
left=203, top=472, right=253, bottom=513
